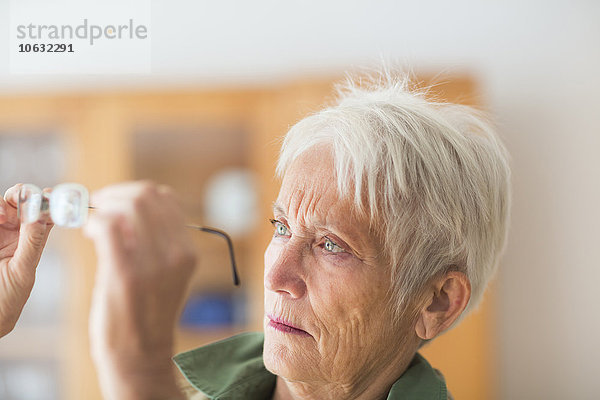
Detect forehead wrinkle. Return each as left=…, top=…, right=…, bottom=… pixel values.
left=290, top=186, right=324, bottom=231
left=275, top=179, right=330, bottom=232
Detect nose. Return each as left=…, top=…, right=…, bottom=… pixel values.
left=264, top=240, right=307, bottom=299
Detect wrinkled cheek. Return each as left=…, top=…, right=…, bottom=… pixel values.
left=311, top=297, right=381, bottom=379
left=310, top=303, right=355, bottom=369
left=312, top=322, right=364, bottom=381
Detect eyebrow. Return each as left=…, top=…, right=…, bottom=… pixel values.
left=272, top=202, right=286, bottom=217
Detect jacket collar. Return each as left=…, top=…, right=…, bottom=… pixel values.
left=173, top=332, right=447, bottom=400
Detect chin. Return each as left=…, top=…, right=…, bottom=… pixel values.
left=263, top=330, right=313, bottom=381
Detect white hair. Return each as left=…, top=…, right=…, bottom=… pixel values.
left=276, top=72, right=511, bottom=323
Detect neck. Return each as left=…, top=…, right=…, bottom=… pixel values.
left=271, top=349, right=417, bottom=400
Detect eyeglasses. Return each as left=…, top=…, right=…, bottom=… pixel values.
left=18, top=183, right=240, bottom=286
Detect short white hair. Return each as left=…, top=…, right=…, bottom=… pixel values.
left=276, top=72, right=511, bottom=322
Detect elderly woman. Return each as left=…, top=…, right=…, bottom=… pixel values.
left=0, top=74, right=510, bottom=400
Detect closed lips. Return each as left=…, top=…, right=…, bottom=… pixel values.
left=268, top=315, right=311, bottom=337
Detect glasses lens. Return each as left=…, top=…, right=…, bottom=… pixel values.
left=19, top=184, right=43, bottom=224
left=49, top=183, right=89, bottom=228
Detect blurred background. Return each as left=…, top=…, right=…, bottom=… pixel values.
left=0, top=1, right=598, bottom=399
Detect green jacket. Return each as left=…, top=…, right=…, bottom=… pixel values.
left=174, top=332, right=448, bottom=400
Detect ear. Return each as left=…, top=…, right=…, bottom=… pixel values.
left=414, top=271, right=471, bottom=340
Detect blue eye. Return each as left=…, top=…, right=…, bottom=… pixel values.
left=270, top=219, right=290, bottom=237
left=324, top=237, right=345, bottom=253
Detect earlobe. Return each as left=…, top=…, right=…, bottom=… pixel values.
left=414, top=271, right=471, bottom=341
left=415, top=313, right=432, bottom=340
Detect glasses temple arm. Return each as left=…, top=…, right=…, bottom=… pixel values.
left=186, top=225, right=241, bottom=286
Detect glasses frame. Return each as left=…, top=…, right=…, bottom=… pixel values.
left=18, top=183, right=90, bottom=228
left=187, top=225, right=240, bottom=286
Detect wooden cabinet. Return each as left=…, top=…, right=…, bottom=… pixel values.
left=0, top=75, right=493, bottom=400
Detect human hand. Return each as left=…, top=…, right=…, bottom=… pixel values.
left=0, top=184, right=53, bottom=337
left=84, top=181, right=196, bottom=400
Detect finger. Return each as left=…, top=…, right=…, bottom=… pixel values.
left=86, top=196, right=144, bottom=250
left=84, top=211, right=132, bottom=274
left=89, top=182, right=163, bottom=245
left=90, top=181, right=158, bottom=208
left=0, top=195, right=22, bottom=228
left=0, top=196, right=11, bottom=225
left=87, top=181, right=188, bottom=268
left=4, top=184, right=23, bottom=208
left=150, top=193, right=196, bottom=272
left=137, top=186, right=187, bottom=252
left=9, top=219, right=53, bottom=283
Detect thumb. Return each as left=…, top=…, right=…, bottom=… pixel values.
left=9, top=220, right=53, bottom=285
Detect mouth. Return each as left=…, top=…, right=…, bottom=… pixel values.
left=267, top=315, right=311, bottom=338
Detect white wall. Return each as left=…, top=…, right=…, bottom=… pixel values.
left=1, top=1, right=599, bottom=398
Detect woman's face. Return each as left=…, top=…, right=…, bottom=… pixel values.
left=263, top=146, right=415, bottom=389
